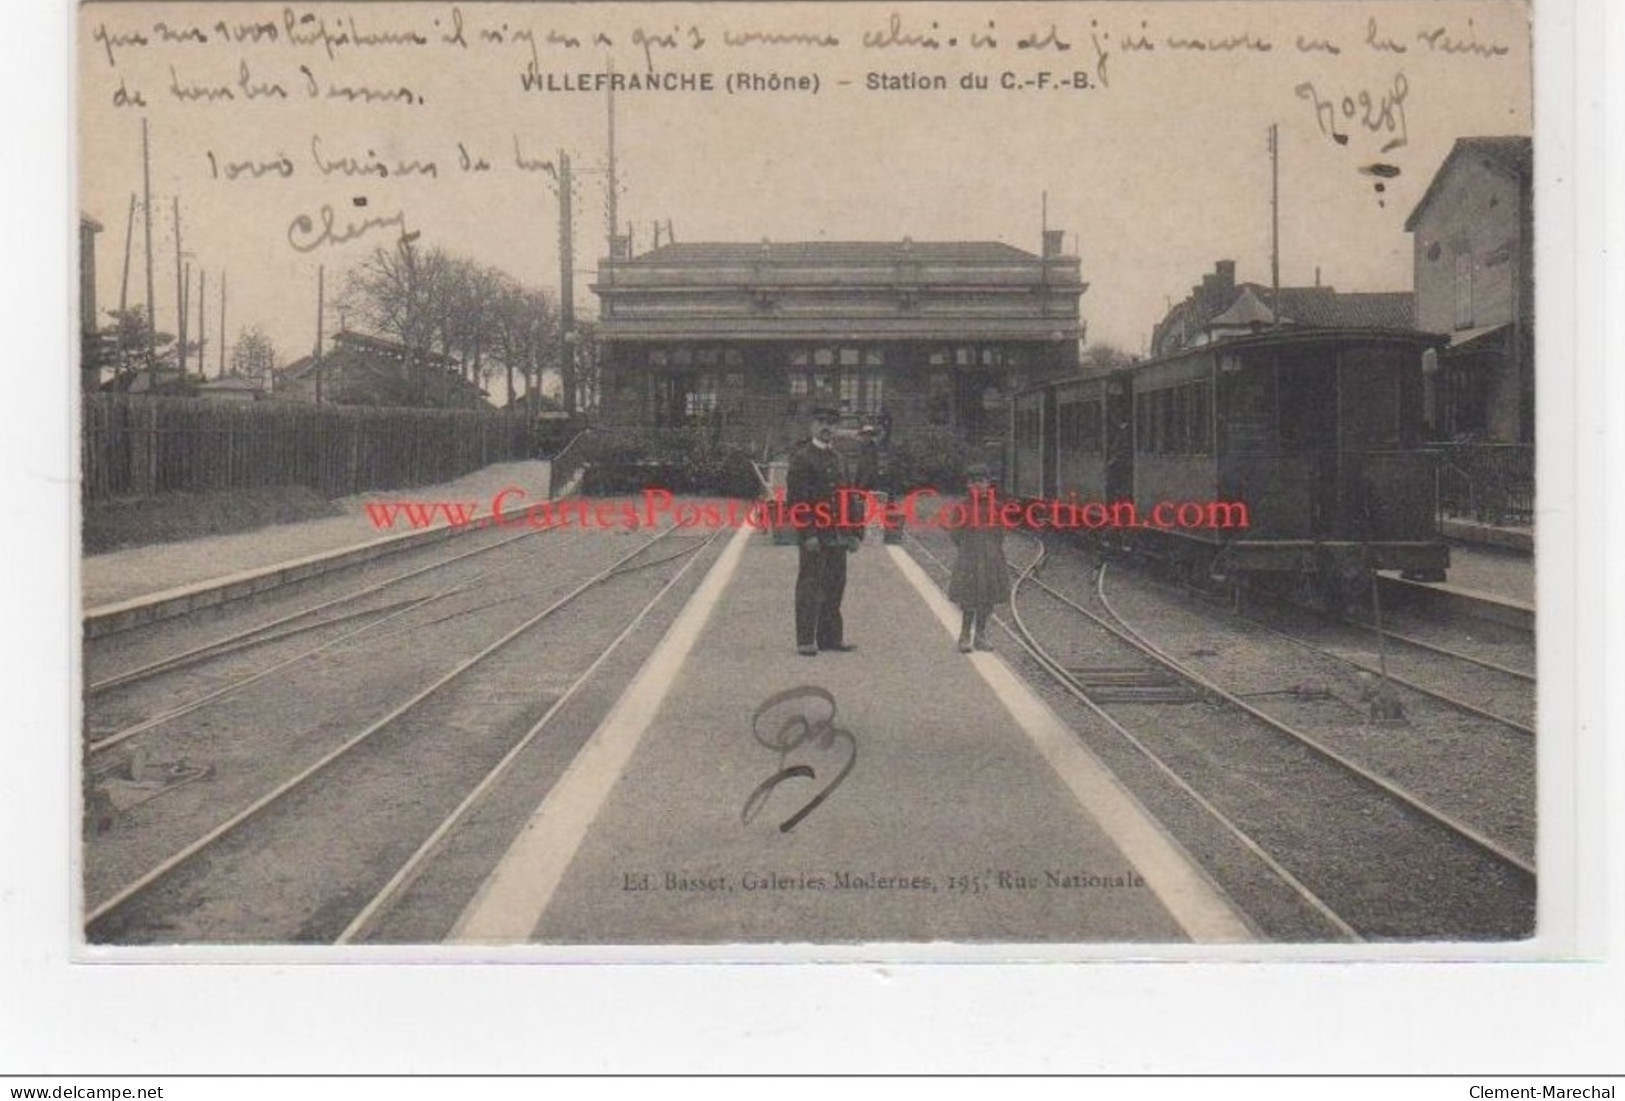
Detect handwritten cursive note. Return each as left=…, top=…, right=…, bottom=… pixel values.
left=287, top=203, right=411, bottom=252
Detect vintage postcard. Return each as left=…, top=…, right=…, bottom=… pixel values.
left=72, top=0, right=1560, bottom=959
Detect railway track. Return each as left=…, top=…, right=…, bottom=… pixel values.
left=85, top=523, right=724, bottom=943
left=85, top=523, right=562, bottom=696
left=905, top=528, right=1535, bottom=941
left=1049, top=558, right=1537, bottom=739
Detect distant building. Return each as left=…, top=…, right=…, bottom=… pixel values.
left=277, top=330, right=490, bottom=408
left=1405, top=136, right=1533, bottom=443
left=196, top=375, right=264, bottom=402
left=589, top=236, right=1086, bottom=447
left=1151, top=260, right=1415, bottom=358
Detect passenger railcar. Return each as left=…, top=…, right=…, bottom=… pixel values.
left=1007, top=327, right=1450, bottom=600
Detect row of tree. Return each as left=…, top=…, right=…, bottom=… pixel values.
left=83, top=238, right=596, bottom=413
left=341, top=241, right=597, bottom=413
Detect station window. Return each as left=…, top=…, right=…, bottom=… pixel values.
left=685, top=372, right=719, bottom=416
left=1454, top=253, right=1474, bottom=330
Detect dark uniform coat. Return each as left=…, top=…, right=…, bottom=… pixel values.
left=948, top=520, right=1011, bottom=609
left=786, top=438, right=857, bottom=650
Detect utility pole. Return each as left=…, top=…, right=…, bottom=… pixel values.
left=142, top=119, right=156, bottom=382
left=558, top=149, right=576, bottom=415
left=605, top=58, right=617, bottom=265
left=218, top=270, right=227, bottom=377
left=197, top=268, right=207, bottom=379
left=1269, top=123, right=1280, bottom=327
left=118, top=193, right=135, bottom=374
left=314, top=265, right=325, bottom=404
left=174, top=196, right=185, bottom=377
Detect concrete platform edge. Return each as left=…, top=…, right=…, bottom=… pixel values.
left=1440, top=518, right=1534, bottom=555
left=83, top=520, right=475, bottom=640
left=1377, top=575, right=1535, bottom=632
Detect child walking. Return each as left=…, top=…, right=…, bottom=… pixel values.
left=948, top=464, right=1012, bottom=653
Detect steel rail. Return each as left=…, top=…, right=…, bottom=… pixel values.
left=337, top=529, right=725, bottom=944
left=87, top=526, right=550, bottom=694
left=906, top=532, right=1357, bottom=942
left=1086, top=556, right=1536, bottom=879
left=86, top=524, right=687, bottom=929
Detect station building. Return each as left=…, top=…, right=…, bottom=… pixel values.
left=588, top=235, right=1086, bottom=448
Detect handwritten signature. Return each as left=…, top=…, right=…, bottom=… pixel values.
left=740, top=685, right=856, bottom=833
left=287, top=204, right=411, bottom=253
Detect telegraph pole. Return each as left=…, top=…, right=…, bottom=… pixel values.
left=118, top=193, right=135, bottom=374
left=1269, top=123, right=1281, bottom=327
left=174, top=196, right=185, bottom=376
left=218, top=270, right=227, bottom=377
left=558, top=149, right=576, bottom=415
left=142, top=119, right=156, bottom=380
left=197, top=268, right=207, bottom=379
left=314, top=265, right=325, bottom=404
left=606, top=58, right=617, bottom=263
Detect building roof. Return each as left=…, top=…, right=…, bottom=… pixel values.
left=1404, top=135, right=1532, bottom=231
left=197, top=375, right=263, bottom=391
left=1271, top=287, right=1415, bottom=329
left=1154, top=264, right=1415, bottom=356
left=622, top=240, right=1046, bottom=266
left=280, top=330, right=487, bottom=407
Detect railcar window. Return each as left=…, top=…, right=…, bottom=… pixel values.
left=1058, top=402, right=1080, bottom=453
left=1080, top=401, right=1103, bottom=453
left=1136, top=384, right=1212, bottom=454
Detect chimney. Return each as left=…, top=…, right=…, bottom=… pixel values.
left=1042, top=229, right=1065, bottom=258
left=610, top=235, right=630, bottom=261
left=1216, top=260, right=1236, bottom=296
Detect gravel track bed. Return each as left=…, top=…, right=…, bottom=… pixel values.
left=1247, top=603, right=1535, bottom=730
left=83, top=520, right=563, bottom=688
left=1351, top=607, right=1534, bottom=676
left=1038, top=548, right=1537, bottom=869
left=83, top=519, right=721, bottom=935
left=83, top=528, right=594, bottom=744
left=903, top=528, right=1347, bottom=941
left=913, top=527, right=1534, bottom=939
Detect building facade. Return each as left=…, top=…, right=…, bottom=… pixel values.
left=1150, top=260, right=1415, bottom=358
left=589, top=236, right=1086, bottom=449
left=1405, top=136, right=1534, bottom=444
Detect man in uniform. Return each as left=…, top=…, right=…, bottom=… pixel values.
left=786, top=407, right=860, bottom=656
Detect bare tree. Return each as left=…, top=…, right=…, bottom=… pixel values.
left=230, top=325, right=279, bottom=388
left=342, top=239, right=449, bottom=403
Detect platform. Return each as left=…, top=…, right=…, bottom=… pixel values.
left=81, top=460, right=553, bottom=626
left=1378, top=541, right=1534, bottom=631
left=451, top=524, right=1252, bottom=946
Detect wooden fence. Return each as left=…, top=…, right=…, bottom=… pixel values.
left=82, top=396, right=536, bottom=501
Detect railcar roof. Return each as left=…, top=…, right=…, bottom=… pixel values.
left=1012, top=326, right=1446, bottom=398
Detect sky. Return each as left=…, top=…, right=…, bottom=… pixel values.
left=77, top=0, right=1533, bottom=375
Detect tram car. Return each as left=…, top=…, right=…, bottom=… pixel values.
left=1007, top=327, right=1450, bottom=600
